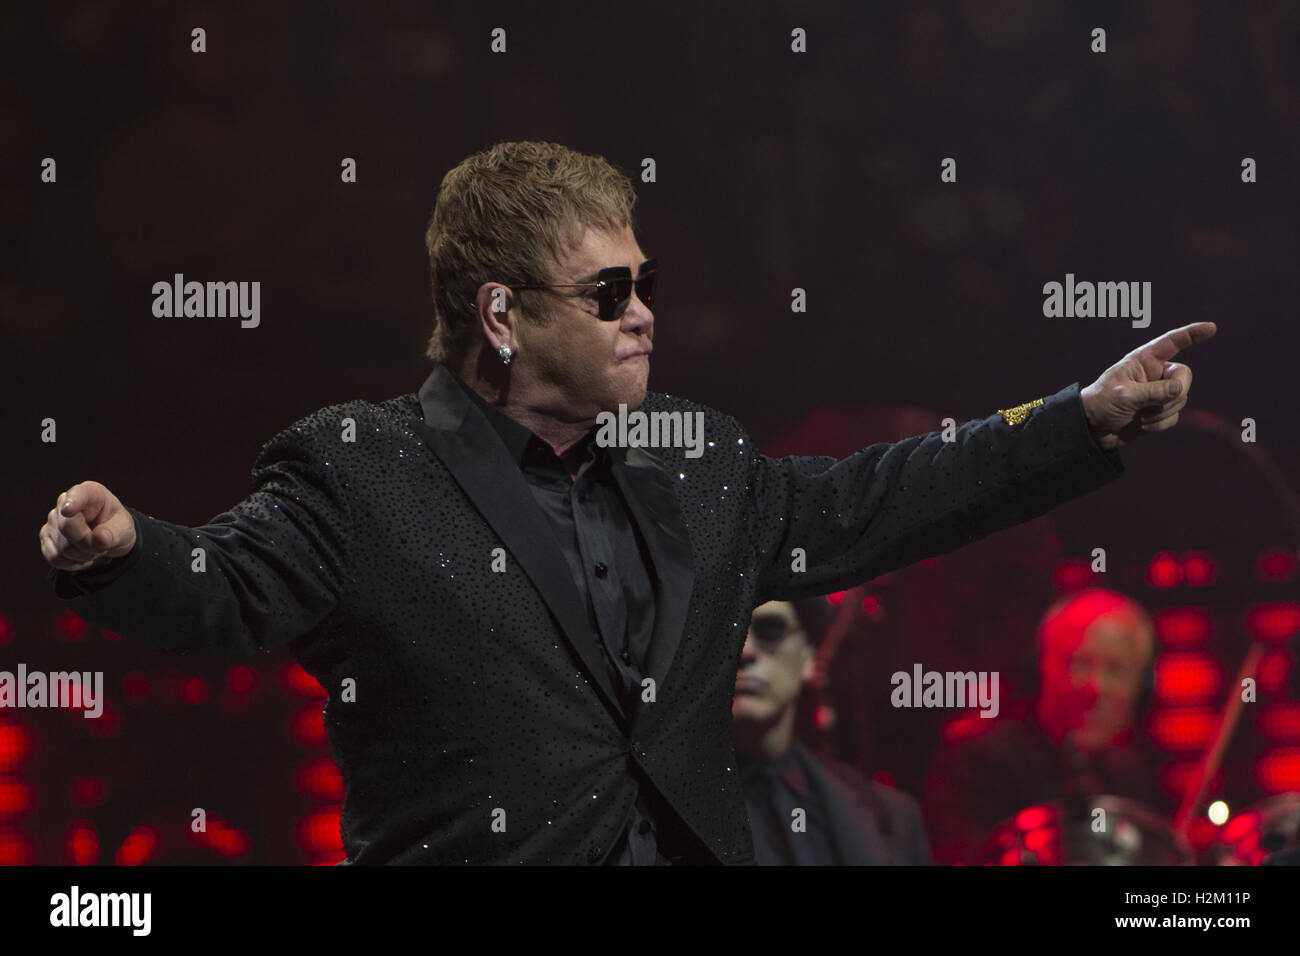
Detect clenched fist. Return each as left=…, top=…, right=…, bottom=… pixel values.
left=38, top=481, right=137, bottom=572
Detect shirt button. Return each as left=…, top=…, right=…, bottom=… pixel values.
left=620, top=649, right=632, bottom=664
left=638, top=820, right=653, bottom=835
left=594, top=562, right=608, bottom=578
left=587, top=846, right=602, bottom=863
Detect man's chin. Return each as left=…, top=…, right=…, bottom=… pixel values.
left=731, top=695, right=776, bottom=723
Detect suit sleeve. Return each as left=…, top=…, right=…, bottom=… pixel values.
left=46, top=426, right=354, bottom=657
left=747, top=382, right=1123, bottom=604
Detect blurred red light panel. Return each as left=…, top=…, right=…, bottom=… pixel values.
left=1052, top=559, right=1094, bottom=591
left=282, top=662, right=327, bottom=698
left=296, top=758, right=344, bottom=800
left=0, top=779, right=32, bottom=818
left=1153, top=607, right=1211, bottom=647
left=226, top=665, right=257, bottom=693
left=1255, top=750, right=1300, bottom=793
left=56, top=610, right=89, bottom=641
left=1148, top=708, right=1217, bottom=750
left=297, top=807, right=343, bottom=852
left=181, top=677, right=207, bottom=704
left=1246, top=602, right=1300, bottom=643
left=290, top=706, right=327, bottom=746
left=1154, top=653, right=1222, bottom=704
left=0, top=723, right=31, bottom=771
left=1256, top=547, right=1297, bottom=582
left=1147, top=553, right=1182, bottom=588
left=1258, top=651, right=1291, bottom=693
left=66, top=823, right=98, bottom=865
left=1181, top=551, right=1217, bottom=586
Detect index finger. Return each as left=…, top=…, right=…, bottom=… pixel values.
left=1136, top=322, right=1218, bottom=363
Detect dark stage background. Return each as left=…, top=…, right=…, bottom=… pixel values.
left=2, top=1, right=1298, bottom=865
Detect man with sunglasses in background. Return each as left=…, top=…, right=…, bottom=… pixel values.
left=734, top=599, right=932, bottom=865
left=42, top=140, right=1214, bottom=865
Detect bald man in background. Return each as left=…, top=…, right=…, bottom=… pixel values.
left=922, top=588, right=1166, bottom=864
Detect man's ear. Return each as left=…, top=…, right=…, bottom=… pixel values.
left=800, top=643, right=816, bottom=684
left=475, top=284, right=516, bottom=346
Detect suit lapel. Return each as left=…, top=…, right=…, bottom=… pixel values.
left=794, top=744, right=889, bottom=865
left=611, top=448, right=696, bottom=723
left=407, top=365, right=627, bottom=723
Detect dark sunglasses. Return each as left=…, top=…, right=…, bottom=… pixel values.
left=749, top=613, right=801, bottom=646
left=513, top=258, right=657, bottom=322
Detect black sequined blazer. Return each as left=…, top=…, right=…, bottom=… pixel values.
left=49, top=364, right=1123, bottom=864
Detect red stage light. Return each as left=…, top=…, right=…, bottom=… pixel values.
left=1187, top=816, right=1219, bottom=850
left=1258, top=703, right=1300, bottom=742
left=66, top=822, right=98, bottom=865
left=116, top=826, right=158, bottom=866
left=1015, top=806, right=1051, bottom=831
left=1154, top=653, right=1222, bottom=704
left=1255, top=750, right=1300, bottom=793
left=1246, top=602, right=1300, bottom=643
left=1180, top=551, right=1217, bottom=586
left=70, top=775, right=106, bottom=806
left=0, top=779, right=32, bottom=818
left=0, top=723, right=31, bottom=772
left=282, top=662, right=328, bottom=697
left=1148, top=707, right=1217, bottom=750
left=56, top=609, right=89, bottom=641
left=297, top=807, right=343, bottom=852
left=826, top=591, right=846, bottom=606
left=0, top=827, right=32, bottom=865
left=1153, top=607, right=1211, bottom=647
left=942, top=713, right=995, bottom=743
left=226, top=665, right=257, bottom=693
left=1256, top=547, right=1297, bottom=582
left=861, top=595, right=881, bottom=615
left=290, top=705, right=327, bottom=746
left=1053, top=559, right=1094, bottom=591
left=1146, top=553, right=1182, bottom=588
left=0, top=612, right=13, bottom=645
left=1258, top=651, right=1292, bottom=693
left=296, top=758, right=344, bottom=800
left=180, top=677, right=207, bottom=704
left=1159, top=761, right=1201, bottom=796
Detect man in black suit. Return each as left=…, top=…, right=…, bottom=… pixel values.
left=38, top=140, right=1215, bottom=865
left=734, top=598, right=932, bottom=865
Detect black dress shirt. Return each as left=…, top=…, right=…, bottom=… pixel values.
left=453, top=373, right=669, bottom=865
left=737, top=749, right=838, bottom=865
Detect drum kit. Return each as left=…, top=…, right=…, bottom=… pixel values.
left=973, top=791, right=1300, bottom=866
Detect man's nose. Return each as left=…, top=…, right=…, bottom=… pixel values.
left=739, top=633, right=757, bottom=666
left=621, top=290, right=653, bottom=334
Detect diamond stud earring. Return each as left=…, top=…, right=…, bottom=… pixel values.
left=497, top=344, right=514, bottom=366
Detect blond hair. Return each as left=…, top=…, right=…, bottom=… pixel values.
left=423, top=141, right=638, bottom=365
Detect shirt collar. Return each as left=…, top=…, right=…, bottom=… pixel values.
left=738, top=746, right=808, bottom=798
left=448, top=369, right=608, bottom=471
